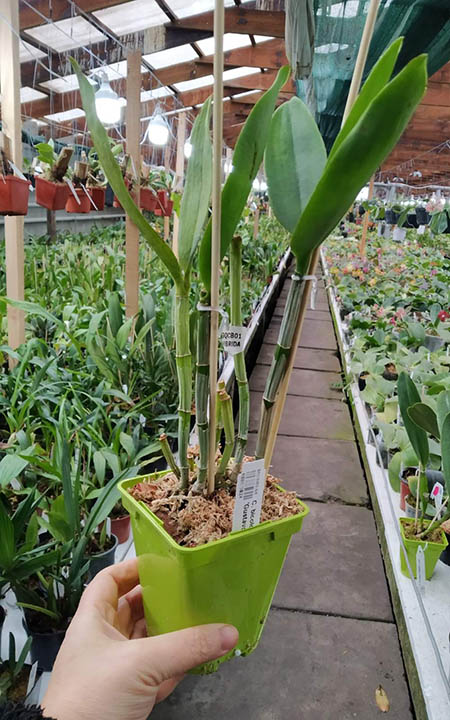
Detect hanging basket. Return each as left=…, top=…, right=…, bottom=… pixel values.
left=119, top=473, right=309, bottom=674
left=0, top=175, right=30, bottom=216
left=65, top=187, right=91, bottom=214
left=35, top=176, right=70, bottom=211
left=140, top=187, right=158, bottom=212
left=88, top=186, right=106, bottom=211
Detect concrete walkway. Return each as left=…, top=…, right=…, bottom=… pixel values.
left=152, top=273, right=414, bottom=719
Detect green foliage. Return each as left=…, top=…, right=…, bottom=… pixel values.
left=398, top=372, right=429, bottom=468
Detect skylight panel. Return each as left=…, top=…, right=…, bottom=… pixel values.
left=19, top=40, right=46, bottom=63
left=94, top=0, right=168, bottom=35
left=141, top=87, right=174, bottom=101
left=41, top=73, right=79, bottom=94
left=20, top=87, right=47, bottom=103
left=45, top=108, right=86, bottom=123
left=143, top=44, right=198, bottom=70
left=174, top=75, right=214, bottom=92
left=196, top=32, right=253, bottom=57
left=167, top=0, right=235, bottom=19
left=26, top=16, right=107, bottom=53
left=223, top=67, right=260, bottom=81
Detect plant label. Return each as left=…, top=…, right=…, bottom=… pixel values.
left=10, top=477, right=21, bottom=491
left=232, top=459, right=265, bottom=531
left=417, top=225, right=426, bottom=235
left=221, top=325, right=246, bottom=356
left=65, top=177, right=80, bottom=203
left=26, top=661, right=38, bottom=696
left=416, top=545, right=426, bottom=594
left=431, top=482, right=444, bottom=511
left=106, top=517, right=111, bottom=538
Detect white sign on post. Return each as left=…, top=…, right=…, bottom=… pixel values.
left=416, top=545, right=426, bottom=594
left=232, top=459, right=265, bottom=531
left=221, top=325, right=246, bottom=355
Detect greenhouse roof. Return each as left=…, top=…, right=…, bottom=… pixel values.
left=8, top=1, right=450, bottom=180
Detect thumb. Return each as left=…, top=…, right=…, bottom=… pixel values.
left=132, top=624, right=238, bottom=682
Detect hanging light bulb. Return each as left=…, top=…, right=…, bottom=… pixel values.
left=184, top=138, right=192, bottom=158
left=94, top=72, right=122, bottom=126
left=260, top=180, right=268, bottom=192
left=146, top=105, right=169, bottom=146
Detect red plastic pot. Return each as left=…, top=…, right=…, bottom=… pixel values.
left=155, top=189, right=172, bottom=216
left=111, top=514, right=131, bottom=544
left=35, top=176, right=70, bottom=211
left=66, top=187, right=91, bottom=214
left=88, top=186, right=105, bottom=211
left=0, top=175, right=30, bottom=216
left=140, top=187, right=158, bottom=212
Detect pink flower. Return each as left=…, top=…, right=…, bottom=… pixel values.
left=389, top=317, right=396, bottom=326
left=438, top=310, right=450, bottom=322
left=395, top=308, right=406, bottom=320
left=431, top=269, right=438, bottom=276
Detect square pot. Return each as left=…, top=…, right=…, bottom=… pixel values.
left=35, top=176, right=70, bottom=210
left=119, top=473, right=309, bottom=674
left=399, top=517, right=448, bottom=580
left=88, top=186, right=106, bottom=211
left=140, top=187, right=158, bottom=212
left=66, top=187, right=91, bottom=214
left=0, top=175, right=30, bottom=216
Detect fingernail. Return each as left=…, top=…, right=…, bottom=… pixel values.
left=220, top=625, right=239, bottom=653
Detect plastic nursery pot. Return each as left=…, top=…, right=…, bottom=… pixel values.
left=404, top=496, right=416, bottom=518
left=88, top=186, right=105, bottom=210
left=119, top=473, right=309, bottom=674
left=399, top=517, right=448, bottom=580
left=440, top=525, right=450, bottom=566
left=65, top=187, right=91, bottom=214
left=35, top=176, right=69, bottom=211
left=111, top=514, right=131, bottom=544
left=415, top=207, right=429, bottom=225
left=87, top=533, right=118, bottom=581
left=400, top=475, right=409, bottom=511
left=23, top=620, right=66, bottom=672
left=140, top=187, right=158, bottom=212
left=155, top=189, right=172, bottom=216
left=0, top=175, right=30, bottom=216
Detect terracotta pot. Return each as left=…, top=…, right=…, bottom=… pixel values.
left=35, top=176, right=69, bottom=211
left=111, top=514, right=131, bottom=544
left=140, top=187, right=158, bottom=212
left=66, top=187, right=91, bottom=214
left=0, top=175, right=30, bottom=216
left=88, top=186, right=106, bottom=210
left=155, top=189, right=171, bottom=216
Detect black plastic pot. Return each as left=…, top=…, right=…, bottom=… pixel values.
left=87, top=533, right=118, bottom=581
left=385, top=209, right=399, bottom=225
left=406, top=213, right=418, bottom=229
left=24, top=620, right=66, bottom=672
left=415, top=206, right=429, bottom=225
left=424, top=334, right=445, bottom=352
left=0, top=605, right=6, bottom=646
left=440, top=530, right=450, bottom=566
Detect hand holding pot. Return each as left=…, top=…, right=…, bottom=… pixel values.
left=42, top=558, right=238, bottom=720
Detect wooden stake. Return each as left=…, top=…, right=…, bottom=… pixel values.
left=46, top=209, right=57, bottom=243
left=172, top=112, right=187, bottom=258
left=253, top=205, right=260, bottom=240
left=359, top=174, right=375, bottom=257
left=125, top=49, right=141, bottom=320
left=264, top=0, right=381, bottom=470
left=163, top=144, right=171, bottom=242
left=0, top=0, right=25, bottom=363
left=207, top=0, right=225, bottom=496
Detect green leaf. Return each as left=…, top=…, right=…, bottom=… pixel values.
left=290, top=53, right=428, bottom=271
left=264, top=97, right=326, bottom=233
left=198, top=66, right=290, bottom=291
left=119, top=432, right=135, bottom=458
left=70, top=57, right=183, bottom=287
left=116, top=317, right=133, bottom=350
left=407, top=403, right=440, bottom=439
left=0, top=445, right=35, bottom=488
left=440, top=413, right=450, bottom=498
left=93, top=450, right=106, bottom=485
left=397, top=372, right=429, bottom=467
left=329, top=38, right=403, bottom=161
left=437, top=391, right=450, bottom=434
left=178, top=97, right=212, bottom=271
left=0, top=501, right=15, bottom=570
left=108, top=292, right=123, bottom=336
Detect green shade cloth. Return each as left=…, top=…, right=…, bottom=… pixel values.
left=295, top=0, right=450, bottom=150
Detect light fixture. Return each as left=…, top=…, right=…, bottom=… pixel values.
left=184, top=137, right=192, bottom=158
left=252, top=178, right=261, bottom=192
left=260, top=180, right=268, bottom=192
left=94, top=71, right=122, bottom=126
left=146, top=104, right=170, bottom=146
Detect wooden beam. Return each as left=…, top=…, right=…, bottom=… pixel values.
left=19, top=0, right=126, bottom=29
left=1, top=0, right=25, bottom=358
left=170, top=8, right=285, bottom=37
left=125, top=49, right=141, bottom=320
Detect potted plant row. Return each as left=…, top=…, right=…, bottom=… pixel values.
left=72, top=37, right=427, bottom=670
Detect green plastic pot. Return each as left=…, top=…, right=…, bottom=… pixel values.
left=119, top=473, right=309, bottom=674
left=399, top=518, right=448, bottom=580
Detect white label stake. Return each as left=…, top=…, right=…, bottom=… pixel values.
left=431, top=482, right=444, bottom=512
left=26, top=661, right=38, bottom=697
left=416, top=545, right=426, bottom=594
left=221, top=325, right=246, bottom=356
left=232, top=459, right=265, bottom=531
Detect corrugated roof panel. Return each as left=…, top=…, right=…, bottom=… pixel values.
left=45, top=108, right=86, bottom=122
left=167, top=0, right=236, bottom=19
left=26, top=16, right=107, bottom=52
left=141, top=87, right=174, bottom=101
left=20, top=87, right=48, bottom=103
left=196, top=32, right=252, bottom=56
left=94, top=0, right=168, bottom=34
left=174, top=75, right=214, bottom=92
left=19, top=40, right=46, bottom=63
left=143, top=44, right=198, bottom=69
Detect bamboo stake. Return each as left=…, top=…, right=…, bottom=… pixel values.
left=172, top=113, right=186, bottom=258
left=359, top=174, right=375, bottom=257
left=207, top=0, right=225, bottom=496
left=125, top=49, right=141, bottom=320
left=264, top=0, right=381, bottom=470
left=0, top=0, right=25, bottom=363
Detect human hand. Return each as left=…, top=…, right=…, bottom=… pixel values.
left=42, top=558, right=238, bottom=720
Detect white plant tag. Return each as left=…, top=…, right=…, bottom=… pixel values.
left=26, top=661, right=38, bottom=696
left=417, top=224, right=426, bottom=235
left=9, top=161, right=28, bottom=182
left=10, top=477, right=21, bottom=491
left=221, top=325, right=246, bottom=355
left=232, top=459, right=265, bottom=531
left=106, top=517, right=111, bottom=538
left=416, top=545, right=426, bottom=594
left=65, top=177, right=80, bottom=203
left=431, top=482, right=444, bottom=511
